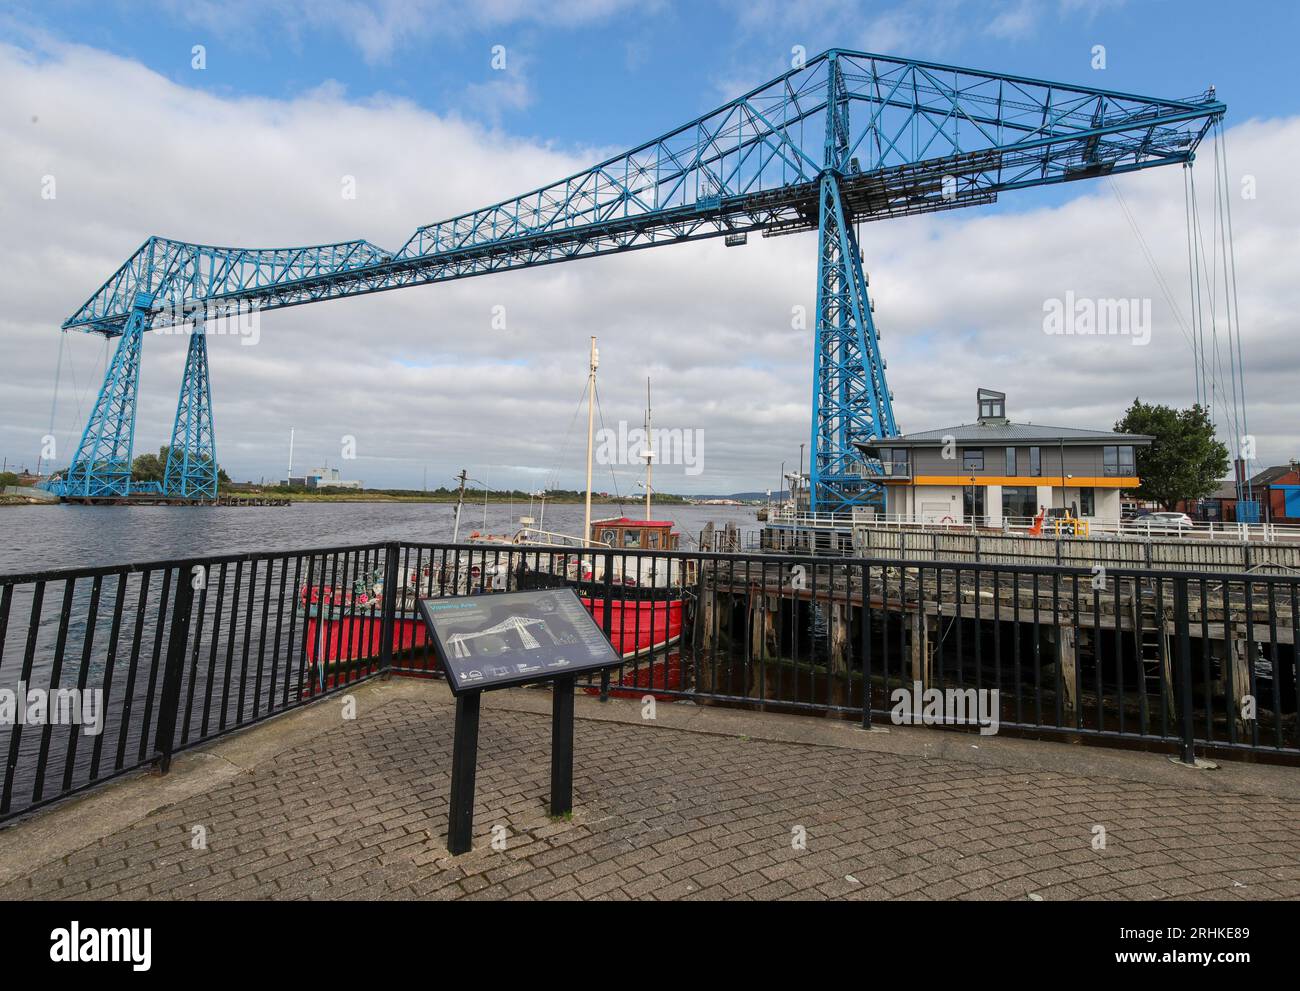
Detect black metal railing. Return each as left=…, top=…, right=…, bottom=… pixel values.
left=2, top=540, right=1296, bottom=824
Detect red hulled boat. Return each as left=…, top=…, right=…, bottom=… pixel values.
left=299, top=516, right=689, bottom=697
left=298, top=339, right=689, bottom=697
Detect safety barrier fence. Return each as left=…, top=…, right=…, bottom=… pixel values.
left=1, top=541, right=1295, bottom=824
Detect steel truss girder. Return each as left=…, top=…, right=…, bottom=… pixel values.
left=809, top=170, right=897, bottom=514
left=60, top=293, right=153, bottom=498
left=62, top=49, right=1223, bottom=335
left=163, top=324, right=218, bottom=500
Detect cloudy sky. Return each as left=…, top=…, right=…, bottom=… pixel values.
left=1, top=0, right=1296, bottom=496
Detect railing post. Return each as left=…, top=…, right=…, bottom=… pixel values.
left=599, top=549, right=614, bottom=701
left=378, top=541, right=399, bottom=672
left=860, top=561, right=871, bottom=729
left=154, top=561, right=196, bottom=775
left=1173, top=577, right=1197, bottom=765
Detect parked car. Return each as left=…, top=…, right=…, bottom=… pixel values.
left=1135, top=511, right=1194, bottom=534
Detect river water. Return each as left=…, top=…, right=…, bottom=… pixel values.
left=0, top=501, right=761, bottom=574
left=0, top=500, right=761, bottom=816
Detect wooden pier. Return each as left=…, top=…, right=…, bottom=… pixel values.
left=693, top=552, right=1297, bottom=751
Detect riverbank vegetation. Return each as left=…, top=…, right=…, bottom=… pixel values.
left=225, top=484, right=693, bottom=505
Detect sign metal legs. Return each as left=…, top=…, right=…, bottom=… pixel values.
left=447, top=691, right=481, bottom=855
left=444, top=677, right=582, bottom=854
left=549, top=676, right=575, bottom=817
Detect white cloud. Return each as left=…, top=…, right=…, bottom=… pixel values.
left=718, top=0, right=1129, bottom=62
left=0, top=38, right=1295, bottom=498
left=985, top=0, right=1042, bottom=40
left=161, top=0, right=652, bottom=64
left=463, top=48, right=535, bottom=120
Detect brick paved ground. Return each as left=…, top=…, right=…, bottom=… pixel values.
left=0, top=679, right=1297, bottom=900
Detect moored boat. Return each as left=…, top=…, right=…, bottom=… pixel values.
left=298, top=338, right=691, bottom=697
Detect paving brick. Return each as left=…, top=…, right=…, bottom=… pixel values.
left=5, top=691, right=1297, bottom=902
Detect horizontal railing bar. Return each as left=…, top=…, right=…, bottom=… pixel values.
left=0, top=541, right=390, bottom=587
left=389, top=541, right=1300, bottom=584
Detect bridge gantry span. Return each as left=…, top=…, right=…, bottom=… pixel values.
left=52, top=49, right=1224, bottom=508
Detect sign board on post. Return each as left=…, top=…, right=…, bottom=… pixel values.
left=417, top=588, right=623, bottom=854
left=420, top=587, right=623, bottom=694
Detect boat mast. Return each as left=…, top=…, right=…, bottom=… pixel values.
left=644, top=377, right=653, bottom=521
left=584, top=337, right=598, bottom=545
left=452, top=468, right=468, bottom=542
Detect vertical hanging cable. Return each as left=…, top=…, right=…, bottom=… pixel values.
left=1183, top=166, right=1203, bottom=408
left=1210, top=122, right=1241, bottom=503
left=1195, top=152, right=1230, bottom=445
left=1188, top=168, right=1216, bottom=420
left=1217, top=122, right=1251, bottom=507
left=44, top=330, right=67, bottom=476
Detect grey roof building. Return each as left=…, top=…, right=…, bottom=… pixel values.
left=857, top=389, right=1153, bottom=450
left=854, top=389, right=1153, bottom=527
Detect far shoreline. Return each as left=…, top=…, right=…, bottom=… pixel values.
left=3, top=490, right=752, bottom=508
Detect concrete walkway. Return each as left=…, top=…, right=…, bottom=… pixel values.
left=0, top=678, right=1297, bottom=900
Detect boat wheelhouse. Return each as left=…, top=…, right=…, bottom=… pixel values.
left=590, top=516, right=680, bottom=551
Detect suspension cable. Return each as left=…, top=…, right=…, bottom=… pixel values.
left=1217, top=122, right=1251, bottom=501
left=43, top=330, right=67, bottom=475
left=1182, top=166, right=1203, bottom=407
left=1108, top=176, right=1196, bottom=356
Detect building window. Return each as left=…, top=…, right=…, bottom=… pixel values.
left=978, top=390, right=1005, bottom=419
left=1002, top=486, right=1037, bottom=522
left=963, top=486, right=985, bottom=522
left=878, top=448, right=909, bottom=476
left=1079, top=487, right=1095, bottom=516
left=1005, top=447, right=1017, bottom=476
left=1028, top=447, right=1041, bottom=476
left=1104, top=445, right=1136, bottom=477
left=962, top=448, right=984, bottom=471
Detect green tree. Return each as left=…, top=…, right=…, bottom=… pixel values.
left=0, top=471, right=18, bottom=489
left=132, top=446, right=230, bottom=490
left=131, top=447, right=167, bottom=484
left=1115, top=400, right=1229, bottom=510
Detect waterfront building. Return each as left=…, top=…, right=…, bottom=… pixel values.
left=856, top=389, right=1152, bottom=527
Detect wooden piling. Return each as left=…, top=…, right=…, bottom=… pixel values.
left=1058, top=624, right=1078, bottom=722
left=698, top=584, right=717, bottom=693
left=910, top=610, right=935, bottom=688
left=1228, top=634, right=1252, bottom=737
left=829, top=603, right=850, bottom=676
